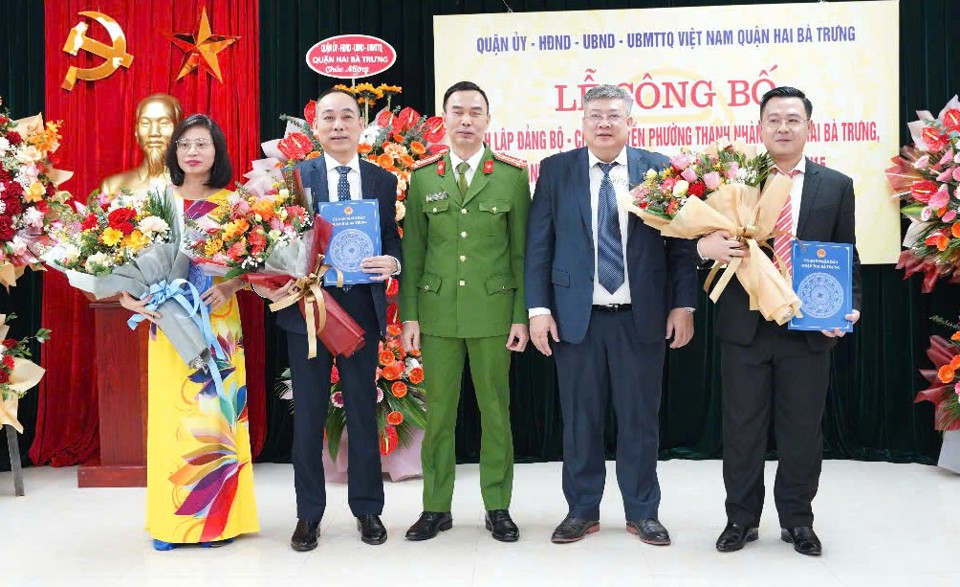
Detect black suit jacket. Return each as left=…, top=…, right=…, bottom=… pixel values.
left=715, top=159, right=861, bottom=351
left=276, top=156, right=401, bottom=336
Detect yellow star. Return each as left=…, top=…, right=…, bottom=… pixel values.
left=167, top=8, right=239, bottom=82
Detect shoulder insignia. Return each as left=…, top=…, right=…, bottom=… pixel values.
left=411, top=152, right=444, bottom=172
left=493, top=152, right=527, bottom=168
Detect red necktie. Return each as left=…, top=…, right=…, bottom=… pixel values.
left=773, top=168, right=801, bottom=276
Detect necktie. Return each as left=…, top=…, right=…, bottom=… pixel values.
left=456, top=161, right=470, bottom=197
left=596, top=162, right=624, bottom=294
left=335, top=165, right=353, bottom=291
left=773, top=168, right=801, bottom=277
left=336, top=165, right=351, bottom=201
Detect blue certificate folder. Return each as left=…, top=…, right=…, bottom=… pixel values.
left=318, top=199, right=382, bottom=286
left=787, top=240, right=853, bottom=332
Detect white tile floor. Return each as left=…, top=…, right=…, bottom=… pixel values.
left=1, top=459, right=958, bottom=586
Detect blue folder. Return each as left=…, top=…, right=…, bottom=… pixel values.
left=318, top=199, right=382, bottom=286
left=787, top=240, right=853, bottom=332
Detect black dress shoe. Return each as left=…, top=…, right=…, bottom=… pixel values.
left=290, top=519, right=320, bottom=552
left=485, top=509, right=519, bottom=542
left=550, top=516, right=599, bottom=543
left=357, top=514, right=387, bottom=545
left=716, top=522, right=759, bottom=552
left=405, top=511, right=453, bottom=541
left=781, top=526, right=822, bottom=556
left=626, top=518, right=671, bottom=545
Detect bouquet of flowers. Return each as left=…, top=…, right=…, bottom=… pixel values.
left=0, top=97, right=73, bottom=288
left=885, top=96, right=960, bottom=293
left=186, top=177, right=365, bottom=359
left=47, top=189, right=214, bottom=368
left=0, top=313, right=49, bottom=433
left=916, top=316, right=960, bottom=431
left=629, top=145, right=775, bottom=222
left=620, top=141, right=801, bottom=324
left=184, top=184, right=311, bottom=280
left=325, top=323, right=426, bottom=460
left=54, top=189, right=175, bottom=276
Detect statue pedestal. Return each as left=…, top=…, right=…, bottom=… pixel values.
left=77, top=299, right=149, bottom=488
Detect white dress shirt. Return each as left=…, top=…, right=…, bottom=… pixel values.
left=325, top=154, right=362, bottom=201
left=449, top=148, right=485, bottom=190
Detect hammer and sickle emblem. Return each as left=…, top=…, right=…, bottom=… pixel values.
left=61, top=11, right=134, bottom=91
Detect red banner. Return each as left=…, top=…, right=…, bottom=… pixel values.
left=33, top=0, right=265, bottom=466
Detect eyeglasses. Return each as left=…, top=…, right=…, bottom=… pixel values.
left=762, top=118, right=808, bottom=130
left=175, top=138, right=212, bottom=151
left=584, top=113, right=626, bottom=125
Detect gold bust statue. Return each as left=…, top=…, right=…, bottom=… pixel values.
left=99, top=93, right=183, bottom=195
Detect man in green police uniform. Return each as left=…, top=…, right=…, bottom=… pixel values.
left=401, top=81, right=530, bottom=543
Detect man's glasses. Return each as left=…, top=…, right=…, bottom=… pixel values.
left=584, top=113, right=626, bottom=125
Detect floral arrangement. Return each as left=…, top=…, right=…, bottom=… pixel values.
left=325, top=323, right=425, bottom=460
left=885, top=96, right=960, bottom=293
left=0, top=97, right=72, bottom=285
left=0, top=313, right=50, bottom=402
left=629, top=142, right=774, bottom=221
left=185, top=185, right=311, bottom=279
left=54, top=189, right=173, bottom=276
left=916, top=316, right=960, bottom=431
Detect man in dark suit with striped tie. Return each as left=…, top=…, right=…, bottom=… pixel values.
left=525, top=84, right=698, bottom=545
left=259, top=88, right=401, bottom=551
left=698, top=86, right=862, bottom=556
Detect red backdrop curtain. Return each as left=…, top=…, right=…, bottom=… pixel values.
left=31, top=0, right=266, bottom=466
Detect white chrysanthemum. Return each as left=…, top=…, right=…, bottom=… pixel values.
left=0, top=137, right=9, bottom=155
left=23, top=206, right=44, bottom=229
left=645, top=168, right=658, bottom=181
left=360, top=125, right=380, bottom=145
left=395, top=200, right=406, bottom=222
left=268, top=229, right=281, bottom=241
left=138, top=216, right=170, bottom=239
left=84, top=252, right=113, bottom=272
left=278, top=188, right=290, bottom=199
left=60, top=243, right=81, bottom=263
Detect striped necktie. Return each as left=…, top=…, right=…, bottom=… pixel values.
left=773, top=168, right=801, bottom=276
left=596, top=162, right=624, bottom=293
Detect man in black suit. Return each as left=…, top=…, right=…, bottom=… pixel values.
left=260, top=88, right=401, bottom=550
left=698, top=86, right=862, bottom=556
left=525, top=84, right=698, bottom=545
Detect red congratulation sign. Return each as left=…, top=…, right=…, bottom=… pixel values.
left=305, top=34, right=396, bottom=79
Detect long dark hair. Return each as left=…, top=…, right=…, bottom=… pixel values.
left=165, top=114, right=232, bottom=188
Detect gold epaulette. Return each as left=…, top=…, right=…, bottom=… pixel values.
left=493, top=152, right=527, bottom=168
left=411, top=152, right=444, bottom=171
